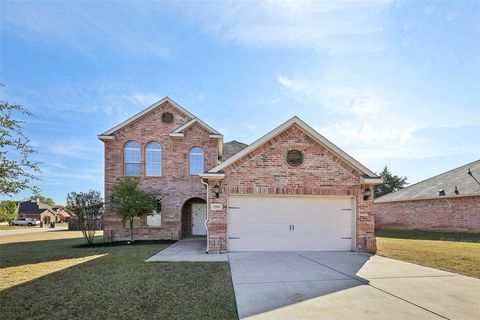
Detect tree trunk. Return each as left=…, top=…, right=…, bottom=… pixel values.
left=129, top=217, right=134, bottom=242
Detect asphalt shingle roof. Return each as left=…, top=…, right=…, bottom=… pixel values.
left=18, top=200, right=52, bottom=215
left=221, top=140, right=249, bottom=162
left=376, top=159, right=480, bottom=202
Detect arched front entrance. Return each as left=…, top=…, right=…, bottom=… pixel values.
left=181, top=197, right=207, bottom=238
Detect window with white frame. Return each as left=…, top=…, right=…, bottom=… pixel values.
left=124, top=141, right=141, bottom=176
left=189, top=147, right=204, bottom=175
left=146, top=142, right=162, bottom=176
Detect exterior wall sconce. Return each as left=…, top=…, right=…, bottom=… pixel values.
left=213, top=184, right=220, bottom=198
left=363, top=188, right=372, bottom=201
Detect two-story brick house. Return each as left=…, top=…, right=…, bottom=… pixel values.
left=98, top=97, right=382, bottom=252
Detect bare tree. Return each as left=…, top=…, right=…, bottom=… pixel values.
left=66, top=190, right=104, bottom=245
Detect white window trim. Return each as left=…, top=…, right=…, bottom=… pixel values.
left=124, top=143, right=141, bottom=176
left=145, top=143, right=162, bottom=177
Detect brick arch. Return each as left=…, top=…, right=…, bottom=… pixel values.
left=181, top=197, right=207, bottom=238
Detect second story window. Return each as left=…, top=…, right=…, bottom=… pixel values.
left=189, top=147, right=204, bottom=175
left=146, top=142, right=162, bottom=176
left=124, top=141, right=141, bottom=176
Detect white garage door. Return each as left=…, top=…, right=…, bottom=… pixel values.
left=228, top=195, right=354, bottom=251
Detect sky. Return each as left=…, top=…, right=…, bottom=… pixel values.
left=1, top=0, right=479, bottom=205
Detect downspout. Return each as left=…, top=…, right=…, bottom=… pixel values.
left=200, top=178, right=210, bottom=253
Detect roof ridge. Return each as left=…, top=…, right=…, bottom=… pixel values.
left=376, top=158, right=480, bottom=200
left=226, top=140, right=248, bottom=146
left=99, top=97, right=196, bottom=137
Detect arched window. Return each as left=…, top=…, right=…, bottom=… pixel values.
left=189, top=147, right=204, bottom=175
left=146, top=142, right=162, bottom=176
left=124, top=141, right=141, bottom=176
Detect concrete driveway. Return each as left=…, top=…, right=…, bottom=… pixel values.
left=228, top=251, right=480, bottom=320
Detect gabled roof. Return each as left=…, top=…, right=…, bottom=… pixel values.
left=221, top=140, right=249, bottom=161
left=376, top=159, right=480, bottom=202
left=18, top=200, right=52, bottom=215
left=208, top=116, right=380, bottom=180
left=98, top=97, right=195, bottom=139
left=169, top=118, right=222, bottom=138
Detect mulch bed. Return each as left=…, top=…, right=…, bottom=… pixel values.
left=74, top=239, right=176, bottom=248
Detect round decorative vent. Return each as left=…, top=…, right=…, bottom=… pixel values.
left=286, top=150, right=303, bottom=166
left=162, top=112, right=173, bottom=123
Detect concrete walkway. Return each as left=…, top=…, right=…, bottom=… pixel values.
left=146, top=238, right=228, bottom=262
left=0, top=226, right=68, bottom=236
left=229, top=251, right=480, bottom=320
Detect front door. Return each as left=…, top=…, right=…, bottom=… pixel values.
left=192, top=203, right=207, bottom=235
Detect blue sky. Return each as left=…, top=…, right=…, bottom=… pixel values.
left=1, top=1, right=479, bottom=204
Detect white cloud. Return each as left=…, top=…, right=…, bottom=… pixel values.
left=181, top=0, right=391, bottom=52
left=277, top=74, right=390, bottom=116
left=18, top=81, right=162, bottom=119
left=446, top=12, right=457, bottom=23
left=276, top=74, right=480, bottom=162
left=2, top=2, right=170, bottom=59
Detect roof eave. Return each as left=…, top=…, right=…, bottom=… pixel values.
left=99, top=96, right=195, bottom=136
left=199, top=173, right=225, bottom=180
left=208, top=116, right=378, bottom=177
left=361, top=177, right=383, bottom=185
left=98, top=135, right=115, bottom=141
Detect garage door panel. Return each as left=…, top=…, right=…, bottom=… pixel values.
left=228, top=223, right=292, bottom=237
left=229, top=238, right=295, bottom=251
left=228, top=195, right=354, bottom=251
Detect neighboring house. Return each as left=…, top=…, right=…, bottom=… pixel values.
left=375, top=160, right=480, bottom=232
left=54, top=208, right=72, bottom=222
left=98, top=97, right=382, bottom=252
left=17, top=199, right=56, bottom=225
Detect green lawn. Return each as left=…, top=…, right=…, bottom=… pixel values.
left=376, top=229, right=480, bottom=278
left=0, top=232, right=237, bottom=320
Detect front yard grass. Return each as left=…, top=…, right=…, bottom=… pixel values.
left=0, top=231, right=237, bottom=320
left=376, top=229, right=480, bottom=278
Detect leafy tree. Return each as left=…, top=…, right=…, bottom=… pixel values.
left=66, top=190, right=104, bottom=245
left=30, top=194, right=55, bottom=206
left=0, top=96, right=41, bottom=196
left=0, top=200, right=18, bottom=223
left=375, top=166, right=408, bottom=198
left=111, top=177, right=153, bottom=242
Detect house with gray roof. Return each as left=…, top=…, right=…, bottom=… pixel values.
left=17, top=199, right=57, bottom=225
left=375, top=160, right=480, bottom=232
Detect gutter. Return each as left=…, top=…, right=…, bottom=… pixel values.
left=200, top=178, right=210, bottom=253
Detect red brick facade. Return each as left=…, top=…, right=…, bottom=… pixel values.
left=375, top=196, right=480, bottom=232
left=207, top=124, right=376, bottom=253
left=101, top=100, right=377, bottom=252
left=20, top=211, right=56, bottom=225
left=102, top=101, right=217, bottom=241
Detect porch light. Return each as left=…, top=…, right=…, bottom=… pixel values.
left=363, top=188, right=372, bottom=201
left=213, top=184, right=220, bottom=198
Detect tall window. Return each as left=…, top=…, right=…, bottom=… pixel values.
left=146, top=196, right=162, bottom=227
left=124, top=141, right=141, bottom=176
left=189, top=147, right=204, bottom=175
left=146, top=142, right=162, bottom=176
